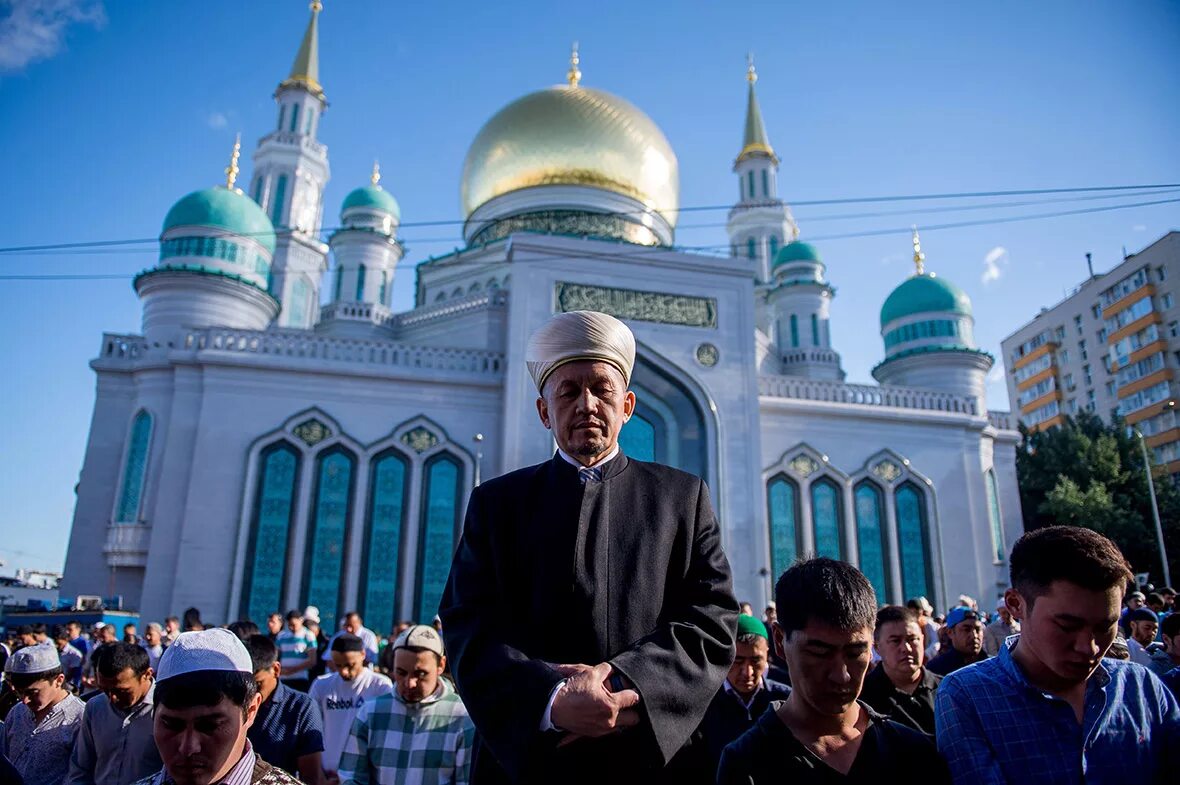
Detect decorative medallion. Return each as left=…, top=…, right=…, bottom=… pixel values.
left=555, top=282, right=718, bottom=328
left=400, top=426, right=439, bottom=454
left=872, top=460, right=902, bottom=482
left=292, top=418, right=331, bottom=447
left=695, top=343, right=720, bottom=367
left=788, top=454, right=820, bottom=477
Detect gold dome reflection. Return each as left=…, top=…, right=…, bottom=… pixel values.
left=461, top=85, right=680, bottom=226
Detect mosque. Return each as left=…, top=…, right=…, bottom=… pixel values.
left=61, top=4, right=1023, bottom=630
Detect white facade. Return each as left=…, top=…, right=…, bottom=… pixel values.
left=60, top=12, right=1023, bottom=631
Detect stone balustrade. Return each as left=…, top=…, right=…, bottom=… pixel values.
left=318, top=301, right=396, bottom=329
left=987, top=410, right=1018, bottom=431
left=101, top=334, right=151, bottom=359
left=781, top=348, right=842, bottom=366
left=760, top=374, right=980, bottom=415
left=393, top=289, right=508, bottom=329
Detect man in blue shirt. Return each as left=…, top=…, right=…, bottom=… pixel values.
left=244, top=635, right=326, bottom=785
left=936, top=525, right=1180, bottom=784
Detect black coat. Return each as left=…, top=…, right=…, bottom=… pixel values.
left=858, top=664, right=941, bottom=738
left=439, top=452, right=739, bottom=784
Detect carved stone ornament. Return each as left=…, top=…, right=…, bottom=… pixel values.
left=556, top=282, right=718, bottom=328
left=292, top=418, right=331, bottom=447
left=872, top=460, right=903, bottom=482
left=695, top=343, right=720, bottom=367
left=788, top=454, right=820, bottom=477
left=400, top=426, right=439, bottom=453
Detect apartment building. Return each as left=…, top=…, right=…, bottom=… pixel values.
left=1001, top=232, right=1180, bottom=470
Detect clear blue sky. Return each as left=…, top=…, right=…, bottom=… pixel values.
left=1, top=1, right=1178, bottom=573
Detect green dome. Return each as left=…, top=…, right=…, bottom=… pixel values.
left=342, top=185, right=400, bottom=220
left=773, top=241, right=822, bottom=268
left=880, top=273, right=972, bottom=327
left=162, top=187, right=275, bottom=255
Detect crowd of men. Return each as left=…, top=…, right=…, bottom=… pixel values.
left=2, top=311, right=1179, bottom=784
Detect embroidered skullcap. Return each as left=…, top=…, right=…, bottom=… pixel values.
left=155, top=628, right=253, bottom=682
left=526, top=311, right=636, bottom=392
left=4, top=643, right=60, bottom=675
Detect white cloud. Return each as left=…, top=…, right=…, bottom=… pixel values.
left=981, top=246, right=1008, bottom=285
left=207, top=112, right=228, bottom=130
left=1133, top=224, right=1147, bottom=232
left=0, top=0, right=105, bottom=73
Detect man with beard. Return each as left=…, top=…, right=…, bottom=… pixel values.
left=717, top=559, right=947, bottom=784
left=440, top=311, right=738, bottom=783
left=860, top=606, right=941, bottom=738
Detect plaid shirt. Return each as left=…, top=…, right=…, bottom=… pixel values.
left=935, top=636, right=1180, bottom=784
left=338, top=679, right=474, bottom=785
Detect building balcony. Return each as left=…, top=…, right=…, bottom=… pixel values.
left=318, top=301, right=396, bottom=331
left=1101, top=283, right=1155, bottom=321
left=103, top=524, right=151, bottom=568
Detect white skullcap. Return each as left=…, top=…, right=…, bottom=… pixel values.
left=156, top=628, right=253, bottom=682
left=525, top=311, right=636, bottom=392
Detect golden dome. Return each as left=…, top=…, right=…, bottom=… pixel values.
left=460, top=85, right=680, bottom=226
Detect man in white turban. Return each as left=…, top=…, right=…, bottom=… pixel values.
left=441, top=310, right=738, bottom=784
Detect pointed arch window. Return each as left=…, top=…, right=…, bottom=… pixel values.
left=361, top=449, right=409, bottom=632
left=379, top=272, right=389, bottom=305
left=810, top=478, right=843, bottom=560
left=854, top=481, right=889, bottom=603
left=277, top=105, right=285, bottom=132
left=356, top=264, right=366, bottom=301
left=768, top=235, right=779, bottom=258
left=761, top=169, right=770, bottom=197
left=241, top=443, right=299, bottom=625
left=334, top=265, right=343, bottom=300
left=767, top=475, right=799, bottom=579
left=304, top=108, right=315, bottom=135
left=289, top=103, right=300, bottom=133
left=747, top=171, right=755, bottom=200
left=302, top=448, right=356, bottom=634
left=271, top=175, right=288, bottom=227
left=747, top=238, right=756, bottom=260
left=115, top=411, right=153, bottom=523
left=811, top=314, right=820, bottom=346
left=790, top=315, right=799, bottom=348
left=895, top=482, right=932, bottom=601
left=985, top=469, right=1005, bottom=562
left=289, top=278, right=309, bottom=326
left=415, top=454, right=463, bottom=623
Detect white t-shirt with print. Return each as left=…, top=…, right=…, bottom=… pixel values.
left=309, top=667, right=395, bottom=771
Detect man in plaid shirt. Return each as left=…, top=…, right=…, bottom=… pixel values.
left=338, top=625, right=473, bottom=785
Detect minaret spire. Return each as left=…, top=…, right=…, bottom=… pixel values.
left=224, top=133, right=242, bottom=191
left=567, top=41, right=582, bottom=87
left=371, top=159, right=381, bottom=187
left=281, top=1, right=324, bottom=99
left=737, top=54, right=776, bottom=164
left=912, top=226, right=926, bottom=276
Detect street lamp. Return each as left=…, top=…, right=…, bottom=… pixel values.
left=473, top=433, right=484, bottom=488
left=1131, top=400, right=1173, bottom=588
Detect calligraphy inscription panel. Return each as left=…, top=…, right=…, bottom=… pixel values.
left=555, top=282, right=718, bottom=328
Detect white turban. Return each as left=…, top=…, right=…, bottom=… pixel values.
left=526, top=311, right=636, bottom=392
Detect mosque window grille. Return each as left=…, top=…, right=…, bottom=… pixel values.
left=271, top=175, right=288, bottom=228
left=790, top=315, right=799, bottom=348
left=356, top=264, right=366, bottom=301
left=160, top=236, right=264, bottom=274
left=985, top=469, right=1005, bottom=563
left=277, top=105, right=285, bottom=132
left=810, top=477, right=844, bottom=561
left=415, top=453, right=464, bottom=624
left=240, top=442, right=300, bottom=625
left=379, top=272, right=389, bottom=304
left=747, top=238, right=756, bottom=260
left=761, top=169, right=770, bottom=197
left=304, top=109, right=315, bottom=136
left=854, top=480, right=890, bottom=604
left=896, top=481, right=933, bottom=602
left=811, top=314, right=820, bottom=347
left=747, top=171, right=756, bottom=200
left=766, top=474, right=800, bottom=581
left=768, top=235, right=779, bottom=258
left=334, top=265, right=343, bottom=300
left=883, top=319, right=962, bottom=349
left=360, top=448, right=411, bottom=634
left=289, top=104, right=300, bottom=134
left=114, top=410, right=153, bottom=524
left=301, top=447, right=357, bottom=635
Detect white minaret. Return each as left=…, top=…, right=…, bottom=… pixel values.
left=726, top=57, right=798, bottom=284
left=248, top=1, right=330, bottom=329
left=765, top=240, right=845, bottom=380
left=319, top=162, right=405, bottom=338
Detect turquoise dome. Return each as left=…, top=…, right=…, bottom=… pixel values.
left=880, top=273, right=972, bottom=327
left=162, top=187, right=276, bottom=255
left=773, top=241, right=822, bottom=268
left=342, top=185, right=400, bottom=220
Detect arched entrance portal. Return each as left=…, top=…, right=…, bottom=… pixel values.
left=617, top=353, right=710, bottom=484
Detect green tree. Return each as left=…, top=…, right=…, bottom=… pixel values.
left=1017, top=410, right=1180, bottom=585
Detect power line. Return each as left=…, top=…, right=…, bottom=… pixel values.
left=3, top=193, right=1176, bottom=281
left=1, top=182, right=1176, bottom=255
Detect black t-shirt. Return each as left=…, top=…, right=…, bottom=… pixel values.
left=858, top=664, right=941, bottom=738
left=717, top=700, right=950, bottom=785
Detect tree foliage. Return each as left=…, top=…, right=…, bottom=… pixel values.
left=1017, top=411, right=1180, bottom=585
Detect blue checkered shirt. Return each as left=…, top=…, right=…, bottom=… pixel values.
left=935, top=637, right=1180, bottom=784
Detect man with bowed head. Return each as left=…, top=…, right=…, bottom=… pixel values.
left=936, top=526, right=1180, bottom=784
left=859, top=605, right=941, bottom=738
left=308, top=633, right=393, bottom=779
left=132, top=628, right=302, bottom=785
left=440, top=310, right=738, bottom=783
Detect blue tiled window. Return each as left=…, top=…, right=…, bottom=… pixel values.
left=115, top=411, right=153, bottom=523
left=302, top=449, right=355, bottom=634
left=811, top=479, right=843, bottom=560
left=855, top=481, right=889, bottom=604
left=415, top=454, right=462, bottom=623
left=362, top=450, right=409, bottom=632
left=896, top=482, right=931, bottom=601
left=242, top=443, right=299, bottom=624
left=767, top=475, right=799, bottom=579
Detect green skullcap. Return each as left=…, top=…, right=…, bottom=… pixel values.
left=737, top=614, right=768, bottom=640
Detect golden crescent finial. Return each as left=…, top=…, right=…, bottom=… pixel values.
left=371, top=160, right=381, bottom=187
left=225, top=132, right=242, bottom=191
left=310, top=0, right=323, bottom=12
left=912, top=225, right=926, bottom=275
left=747, top=53, right=757, bottom=84
left=567, top=41, right=582, bottom=87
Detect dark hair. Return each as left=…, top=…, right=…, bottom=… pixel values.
left=93, top=642, right=151, bottom=678
left=227, top=620, right=260, bottom=641
left=155, top=670, right=257, bottom=717
left=9, top=667, right=63, bottom=690
left=15, top=625, right=33, bottom=637
left=1146, top=593, right=1164, bottom=606
left=774, top=557, right=877, bottom=639
left=284, top=610, right=302, bottom=622
left=1161, top=613, right=1180, bottom=639
left=182, top=608, right=203, bottom=629
left=66, top=620, right=82, bottom=630
left=51, top=625, right=71, bottom=642
left=1010, top=526, right=1134, bottom=607
left=245, top=635, right=279, bottom=674
left=123, top=623, right=136, bottom=632
left=874, top=605, right=918, bottom=638
left=30, top=623, right=46, bottom=636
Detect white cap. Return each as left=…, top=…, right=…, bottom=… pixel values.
left=525, top=311, right=636, bottom=392
left=156, top=628, right=253, bottom=682
left=393, top=624, right=445, bottom=657
left=303, top=606, right=321, bottom=624
left=4, top=643, right=60, bottom=675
